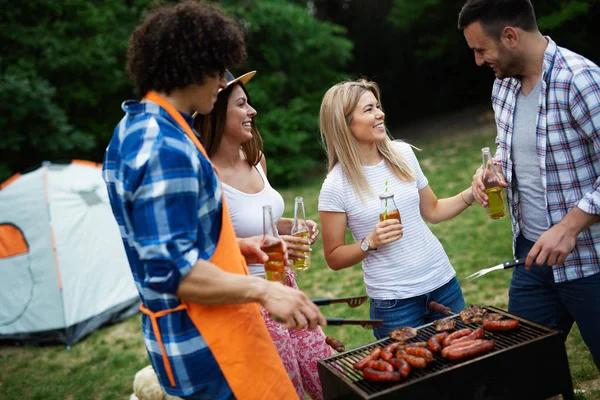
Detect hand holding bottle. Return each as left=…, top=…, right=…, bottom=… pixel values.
left=282, top=220, right=319, bottom=260
left=366, top=219, right=403, bottom=249
left=290, top=196, right=315, bottom=272
left=472, top=148, right=508, bottom=219
left=370, top=192, right=403, bottom=246
left=472, top=164, right=506, bottom=206
left=261, top=205, right=286, bottom=284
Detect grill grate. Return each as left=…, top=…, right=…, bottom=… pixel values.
left=318, top=306, right=575, bottom=400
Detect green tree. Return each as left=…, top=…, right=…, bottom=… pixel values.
left=0, top=0, right=150, bottom=180
left=0, top=0, right=352, bottom=187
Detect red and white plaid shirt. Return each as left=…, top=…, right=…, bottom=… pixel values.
left=491, top=37, right=600, bottom=283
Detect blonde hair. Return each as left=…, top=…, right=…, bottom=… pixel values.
left=319, top=78, right=416, bottom=198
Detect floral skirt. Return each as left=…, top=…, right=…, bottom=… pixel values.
left=260, top=269, right=335, bottom=400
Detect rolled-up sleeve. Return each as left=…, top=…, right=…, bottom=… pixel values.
left=569, top=68, right=600, bottom=215
left=126, top=139, right=201, bottom=295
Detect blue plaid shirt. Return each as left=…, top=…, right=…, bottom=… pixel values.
left=102, top=100, right=230, bottom=397
left=491, top=37, right=600, bottom=283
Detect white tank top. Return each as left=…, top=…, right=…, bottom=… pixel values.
left=222, top=163, right=285, bottom=277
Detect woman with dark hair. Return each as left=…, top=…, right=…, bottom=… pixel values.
left=196, top=70, right=334, bottom=400
left=102, top=2, right=324, bottom=399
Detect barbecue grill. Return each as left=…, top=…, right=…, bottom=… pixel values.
left=317, top=306, right=574, bottom=400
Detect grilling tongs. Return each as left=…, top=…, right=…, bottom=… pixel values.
left=325, top=317, right=383, bottom=330
left=464, top=258, right=526, bottom=282
left=312, top=295, right=368, bottom=308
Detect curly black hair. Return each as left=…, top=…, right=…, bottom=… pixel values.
left=127, top=0, right=247, bottom=97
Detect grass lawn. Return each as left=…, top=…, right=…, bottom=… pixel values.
left=1, top=118, right=598, bottom=399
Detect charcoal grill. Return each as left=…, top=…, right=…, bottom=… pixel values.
left=317, top=306, right=574, bottom=400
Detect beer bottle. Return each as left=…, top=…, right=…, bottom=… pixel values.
left=481, top=147, right=506, bottom=219
left=260, top=205, right=286, bottom=284
left=291, top=196, right=311, bottom=272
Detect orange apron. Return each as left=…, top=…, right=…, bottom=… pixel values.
left=139, top=92, right=298, bottom=399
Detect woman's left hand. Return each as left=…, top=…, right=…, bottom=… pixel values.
left=281, top=234, right=311, bottom=260
left=306, top=220, right=320, bottom=244
left=280, top=220, right=319, bottom=260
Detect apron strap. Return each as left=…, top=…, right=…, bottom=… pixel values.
left=139, top=303, right=188, bottom=387
left=144, top=91, right=208, bottom=158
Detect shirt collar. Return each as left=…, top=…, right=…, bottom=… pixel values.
left=542, top=36, right=558, bottom=80
left=121, top=99, right=197, bottom=132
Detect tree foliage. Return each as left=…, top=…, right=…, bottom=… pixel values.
left=221, top=0, right=353, bottom=185
left=0, top=0, right=150, bottom=179
left=0, top=0, right=352, bottom=186
left=313, top=0, right=600, bottom=132
left=1, top=0, right=598, bottom=185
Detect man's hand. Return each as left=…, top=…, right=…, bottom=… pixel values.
left=526, top=225, right=577, bottom=269
left=237, top=236, right=289, bottom=266
left=471, top=158, right=507, bottom=207
left=260, top=281, right=327, bottom=330
left=526, top=208, right=599, bottom=269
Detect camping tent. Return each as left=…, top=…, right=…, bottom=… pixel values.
left=0, top=160, right=140, bottom=347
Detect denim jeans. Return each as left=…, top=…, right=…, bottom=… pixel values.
left=370, top=276, right=465, bottom=340
left=509, top=233, right=600, bottom=362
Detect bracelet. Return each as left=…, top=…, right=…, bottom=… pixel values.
left=460, top=191, right=473, bottom=207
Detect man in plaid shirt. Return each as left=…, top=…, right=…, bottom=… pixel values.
left=459, top=0, right=600, bottom=371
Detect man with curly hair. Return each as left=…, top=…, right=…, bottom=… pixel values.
left=102, top=2, right=325, bottom=399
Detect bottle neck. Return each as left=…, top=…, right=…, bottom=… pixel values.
left=292, top=199, right=307, bottom=233
left=263, top=207, right=279, bottom=238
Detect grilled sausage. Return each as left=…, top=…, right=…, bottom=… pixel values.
left=483, top=319, right=519, bottom=331
left=389, top=358, right=411, bottom=378
left=353, top=347, right=381, bottom=370
left=363, top=367, right=402, bottom=382
left=381, top=342, right=402, bottom=361
left=442, top=328, right=473, bottom=347
left=365, top=359, right=394, bottom=372
left=404, top=341, right=428, bottom=348
left=403, top=346, right=434, bottom=363
left=325, top=336, right=345, bottom=352
left=398, top=350, right=427, bottom=368
left=440, top=339, right=487, bottom=358
left=451, top=327, right=485, bottom=345
left=428, top=301, right=453, bottom=316
left=427, top=332, right=449, bottom=353
left=444, top=340, right=495, bottom=361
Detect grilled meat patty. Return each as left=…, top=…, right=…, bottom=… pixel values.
left=459, top=305, right=487, bottom=325
left=389, top=327, right=418, bottom=342
left=433, top=318, right=457, bottom=332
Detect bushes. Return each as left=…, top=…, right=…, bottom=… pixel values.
left=0, top=0, right=352, bottom=186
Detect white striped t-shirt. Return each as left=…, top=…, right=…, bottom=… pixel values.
left=318, top=141, right=456, bottom=299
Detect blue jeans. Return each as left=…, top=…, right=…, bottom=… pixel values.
left=370, top=277, right=465, bottom=340
left=509, top=233, right=600, bottom=363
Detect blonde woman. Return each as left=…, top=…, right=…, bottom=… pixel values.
left=195, top=70, right=334, bottom=400
left=318, top=78, right=473, bottom=339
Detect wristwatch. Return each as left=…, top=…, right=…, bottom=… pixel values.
left=360, top=237, right=376, bottom=253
